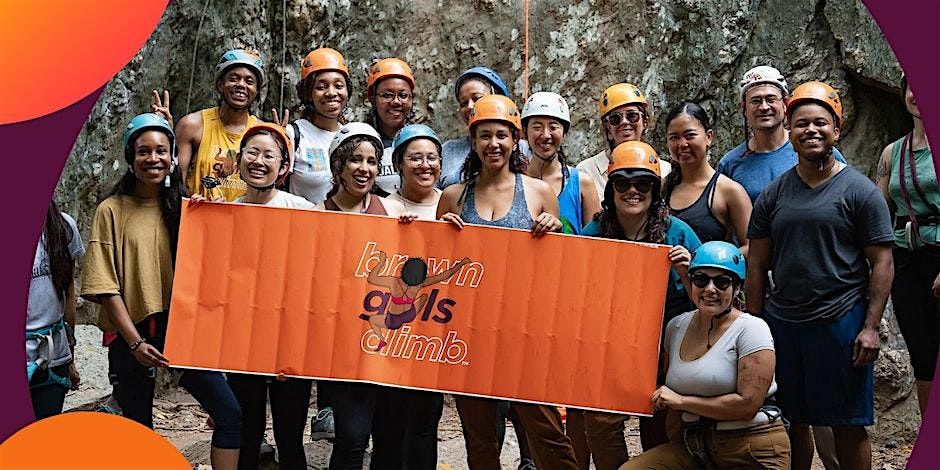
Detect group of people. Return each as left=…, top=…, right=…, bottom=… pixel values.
left=24, top=45, right=937, bottom=470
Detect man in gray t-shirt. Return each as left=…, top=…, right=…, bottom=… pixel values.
left=746, top=164, right=893, bottom=468
left=747, top=166, right=894, bottom=322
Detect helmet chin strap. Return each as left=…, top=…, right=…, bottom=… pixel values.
left=164, top=156, right=178, bottom=188
left=246, top=181, right=277, bottom=192
left=706, top=305, right=734, bottom=350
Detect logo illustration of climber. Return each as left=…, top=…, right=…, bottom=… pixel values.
left=211, top=147, right=237, bottom=180
left=364, top=250, right=471, bottom=352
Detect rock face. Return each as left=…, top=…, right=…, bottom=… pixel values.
left=55, top=0, right=919, bottom=444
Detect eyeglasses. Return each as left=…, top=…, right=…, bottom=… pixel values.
left=242, top=148, right=281, bottom=164
left=690, top=272, right=735, bottom=290
left=611, top=177, right=655, bottom=194
left=747, top=95, right=782, bottom=107
left=603, top=110, right=644, bottom=127
left=378, top=91, right=413, bottom=103
left=405, top=154, right=441, bottom=166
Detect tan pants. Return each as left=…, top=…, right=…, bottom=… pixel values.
left=455, top=396, right=578, bottom=470
left=620, top=421, right=791, bottom=469
left=566, top=409, right=630, bottom=470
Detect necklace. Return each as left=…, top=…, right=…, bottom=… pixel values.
left=625, top=217, right=650, bottom=241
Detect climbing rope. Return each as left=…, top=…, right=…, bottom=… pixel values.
left=523, top=0, right=530, bottom=100
left=185, top=0, right=212, bottom=113
left=278, top=0, right=287, bottom=111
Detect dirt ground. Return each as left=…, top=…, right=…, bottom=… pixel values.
left=64, top=327, right=914, bottom=469
left=68, top=388, right=914, bottom=470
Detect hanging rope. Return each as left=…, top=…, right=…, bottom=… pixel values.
left=278, top=0, right=287, bottom=111
left=523, top=0, right=530, bottom=100
left=185, top=0, right=212, bottom=113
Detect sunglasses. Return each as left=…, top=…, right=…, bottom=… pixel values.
left=691, top=272, right=735, bottom=290
left=611, top=177, right=655, bottom=194
left=603, top=110, right=644, bottom=127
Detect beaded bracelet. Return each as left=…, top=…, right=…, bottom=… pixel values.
left=129, top=338, right=146, bottom=351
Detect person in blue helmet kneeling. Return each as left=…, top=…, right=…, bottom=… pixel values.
left=621, top=241, right=791, bottom=469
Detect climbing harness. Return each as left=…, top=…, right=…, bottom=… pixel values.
left=26, top=318, right=71, bottom=390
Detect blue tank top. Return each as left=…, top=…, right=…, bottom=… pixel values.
left=669, top=170, right=728, bottom=243
left=558, top=166, right=583, bottom=234
left=460, top=173, right=534, bottom=229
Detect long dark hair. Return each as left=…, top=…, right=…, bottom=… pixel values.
left=110, top=131, right=187, bottom=261
left=460, top=126, right=527, bottom=183
left=42, top=200, right=75, bottom=302
left=325, top=136, right=387, bottom=200
left=662, top=102, right=713, bottom=203
left=592, top=180, right=670, bottom=243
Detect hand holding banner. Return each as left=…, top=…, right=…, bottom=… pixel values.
left=164, top=201, right=671, bottom=415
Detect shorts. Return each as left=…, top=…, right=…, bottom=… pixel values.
left=385, top=304, right=418, bottom=330
left=891, top=246, right=940, bottom=381
left=765, top=301, right=874, bottom=426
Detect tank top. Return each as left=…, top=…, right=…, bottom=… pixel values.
left=324, top=194, right=389, bottom=215
left=460, top=173, right=534, bottom=229
left=888, top=135, right=939, bottom=249
left=558, top=166, right=584, bottom=234
left=185, top=107, right=261, bottom=201
left=669, top=170, right=727, bottom=243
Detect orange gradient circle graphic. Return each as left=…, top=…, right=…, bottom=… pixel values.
left=0, top=0, right=169, bottom=124
left=0, top=412, right=189, bottom=469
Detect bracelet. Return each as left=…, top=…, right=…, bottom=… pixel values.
left=129, top=338, right=146, bottom=351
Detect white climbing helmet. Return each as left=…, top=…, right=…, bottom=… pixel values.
left=521, top=91, right=571, bottom=130
left=328, top=122, right=383, bottom=157
left=740, top=65, right=788, bottom=99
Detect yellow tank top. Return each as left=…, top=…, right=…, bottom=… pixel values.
left=185, top=107, right=261, bottom=201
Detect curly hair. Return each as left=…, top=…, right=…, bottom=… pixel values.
left=401, top=257, right=428, bottom=286
left=591, top=180, right=671, bottom=243
left=459, top=126, right=527, bottom=183
left=295, top=72, right=350, bottom=125
left=325, top=136, right=386, bottom=199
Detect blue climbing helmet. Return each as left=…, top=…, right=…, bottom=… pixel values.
left=689, top=241, right=746, bottom=281
left=216, top=49, right=265, bottom=86
left=122, top=113, right=176, bottom=163
left=393, top=124, right=442, bottom=155
left=454, top=66, right=510, bottom=100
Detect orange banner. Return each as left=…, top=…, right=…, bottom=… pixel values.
left=164, top=201, right=671, bottom=415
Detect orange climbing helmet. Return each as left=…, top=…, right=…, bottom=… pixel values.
left=608, top=141, right=661, bottom=178
left=467, top=95, right=522, bottom=133
left=239, top=123, right=295, bottom=185
left=366, top=58, right=415, bottom=97
left=786, top=81, right=843, bottom=128
left=300, top=48, right=349, bottom=81
left=599, top=83, right=648, bottom=117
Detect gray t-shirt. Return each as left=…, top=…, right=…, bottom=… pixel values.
left=439, top=137, right=470, bottom=189
left=665, top=311, right=777, bottom=426
left=27, top=212, right=85, bottom=367
left=747, top=166, right=893, bottom=323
